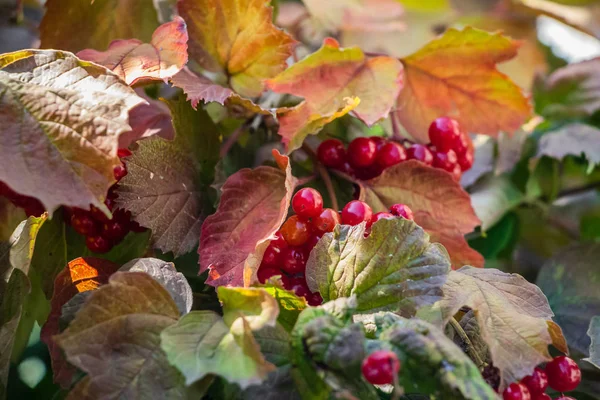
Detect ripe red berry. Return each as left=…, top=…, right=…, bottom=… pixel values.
left=342, top=200, right=373, bottom=226
left=521, top=368, right=548, bottom=395
left=312, top=208, right=341, bottom=234
left=85, top=235, right=113, bottom=253
left=337, top=161, right=355, bottom=177
left=271, top=231, right=288, bottom=249
left=531, top=394, right=551, bottom=400
left=368, top=212, right=394, bottom=228
left=280, top=215, right=311, bottom=246
left=262, top=241, right=284, bottom=268
left=389, top=204, right=413, bottom=220
left=305, top=233, right=322, bottom=251
left=432, top=149, right=458, bottom=172
left=281, top=247, right=307, bottom=274
left=347, top=137, right=377, bottom=168
left=428, top=117, right=460, bottom=152
left=457, top=150, right=474, bottom=171
left=353, top=164, right=383, bottom=180
left=376, top=142, right=406, bottom=169
left=307, top=291, right=323, bottom=306
left=284, top=276, right=310, bottom=297
left=451, top=132, right=472, bottom=156
left=113, top=164, right=127, bottom=180
left=545, top=356, right=581, bottom=392
left=361, top=350, right=401, bottom=385
left=292, top=188, right=323, bottom=219
left=257, top=266, right=281, bottom=284
left=101, top=220, right=129, bottom=241
left=317, top=139, right=347, bottom=169
left=451, top=164, right=462, bottom=181
left=502, top=383, right=531, bottom=400
left=71, top=212, right=99, bottom=236
left=117, top=148, right=132, bottom=158
left=406, top=144, right=433, bottom=165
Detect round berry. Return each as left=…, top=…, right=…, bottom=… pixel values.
left=342, top=200, right=373, bottom=226
left=457, top=151, right=474, bottom=171
left=280, top=215, right=311, bottom=246
left=312, top=208, right=341, bottom=234
left=432, top=149, right=458, bottom=172
left=545, top=356, right=581, bottom=392
left=406, top=144, right=433, bottom=165
left=317, top=139, right=346, bottom=169
left=389, top=204, right=413, bottom=220
left=428, top=117, right=460, bottom=152
left=502, top=383, right=531, bottom=400
left=347, top=137, right=377, bottom=168
left=292, top=188, right=323, bottom=219
left=271, top=231, right=288, bottom=249
left=376, top=142, right=406, bottom=169
left=451, top=164, right=462, bottom=181
left=281, top=247, right=307, bottom=274
left=361, top=350, right=401, bottom=385
left=368, top=212, right=394, bottom=228
left=531, top=394, right=551, bottom=400
left=71, top=212, right=99, bottom=236
left=353, top=164, right=383, bottom=180
left=521, top=368, right=548, bottom=395
left=257, top=266, right=281, bottom=284
left=90, top=205, right=110, bottom=223
left=371, top=136, right=386, bottom=150
left=284, top=276, right=310, bottom=297
left=307, top=291, right=323, bottom=306
left=117, top=148, right=132, bottom=158
left=101, top=220, right=129, bottom=241
left=113, top=164, right=127, bottom=180
left=305, top=233, right=322, bottom=251
left=261, top=243, right=283, bottom=268
left=451, top=132, right=472, bottom=156
left=85, top=235, right=113, bottom=253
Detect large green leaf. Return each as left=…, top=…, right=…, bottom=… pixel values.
left=305, top=218, right=450, bottom=315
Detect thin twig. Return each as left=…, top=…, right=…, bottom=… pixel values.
left=296, top=175, right=317, bottom=187
left=302, top=143, right=339, bottom=211
left=555, top=181, right=600, bottom=200
left=390, top=116, right=402, bottom=141
left=448, top=317, right=486, bottom=369
left=219, top=123, right=247, bottom=158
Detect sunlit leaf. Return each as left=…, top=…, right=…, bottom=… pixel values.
left=123, top=95, right=175, bottom=144
left=262, top=284, right=307, bottom=332
left=0, top=50, right=144, bottom=214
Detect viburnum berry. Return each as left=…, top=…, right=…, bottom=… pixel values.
left=280, top=215, right=311, bottom=246
left=428, top=117, right=460, bottom=152
left=312, top=208, right=341, bottom=234
left=451, top=132, right=471, bottom=157
left=317, top=139, right=346, bottom=169
left=342, top=200, right=373, bottom=226
left=117, top=148, right=132, bottom=158
left=389, top=204, right=413, bottom=220
left=305, top=233, right=322, bottom=251
left=502, top=383, right=531, bottom=400
left=368, top=212, right=394, bottom=228
left=85, top=235, right=113, bottom=253
left=545, top=356, right=581, bottom=392
left=281, top=247, right=307, bottom=274
left=71, top=212, right=98, bottom=236
left=361, top=350, right=401, bottom=385
left=432, top=148, right=458, bottom=172
left=284, top=276, right=310, bottom=297
left=451, top=164, right=462, bottom=181
left=376, top=142, right=406, bottom=169
left=531, top=394, right=551, bottom=400
left=292, top=188, right=323, bottom=219
left=347, top=137, right=377, bottom=168
left=261, top=243, right=283, bottom=268
left=457, top=150, right=474, bottom=171
left=521, top=368, right=548, bottom=395
left=307, top=291, right=323, bottom=306
left=354, top=164, right=383, bottom=181
left=101, top=220, right=129, bottom=241
left=113, top=164, right=127, bottom=180
left=257, top=266, right=281, bottom=284
left=406, top=144, right=433, bottom=165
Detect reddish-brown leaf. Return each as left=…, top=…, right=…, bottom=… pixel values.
left=40, top=257, right=119, bottom=388
left=199, top=150, right=295, bottom=287
left=121, top=95, right=176, bottom=146
left=358, top=160, right=483, bottom=268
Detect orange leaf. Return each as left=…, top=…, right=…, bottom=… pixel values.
left=395, top=27, right=531, bottom=142
left=178, top=0, right=296, bottom=98
left=77, top=17, right=188, bottom=86
left=40, top=257, right=119, bottom=388
left=267, top=38, right=404, bottom=152
left=358, top=160, right=483, bottom=268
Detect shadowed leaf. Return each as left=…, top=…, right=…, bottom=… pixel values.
left=536, top=123, right=600, bottom=169
left=585, top=316, right=600, bottom=369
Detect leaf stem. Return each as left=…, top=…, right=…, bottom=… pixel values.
left=448, top=317, right=486, bottom=369
left=302, top=143, right=339, bottom=211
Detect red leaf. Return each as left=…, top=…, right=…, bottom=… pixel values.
left=119, top=94, right=175, bottom=146
left=40, top=257, right=119, bottom=388
left=199, top=150, right=296, bottom=287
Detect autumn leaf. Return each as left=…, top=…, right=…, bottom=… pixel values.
left=0, top=49, right=145, bottom=214
left=267, top=38, right=404, bottom=152
left=56, top=272, right=186, bottom=399
left=394, top=27, right=531, bottom=142
left=178, top=0, right=296, bottom=98
left=121, top=93, right=176, bottom=146
left=115, top=95, right=219, bottom=256
left=535, top=123, right=600, bottom=169
left=305, top=218, right=450, bottom=315
left=40, top=257, right=120, bottom=388
left=358, top=160, right=483, bottom=268
left=40, top=0, right=160, bottom=53
left=77, top=17, right=188, bottom=86
left=199, top=150, right=296, bottom=287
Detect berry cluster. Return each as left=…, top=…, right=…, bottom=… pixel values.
left=503, top=356, right=581, bottom=400
left=0, top=182, right=45, bottom=217
left=65, top=149, right=146, bottom=254
left=361, top=350, right=401, bottom=385
left=257, top=188, right=413, bottom=305
left=317, top=117, right=474, bottom=181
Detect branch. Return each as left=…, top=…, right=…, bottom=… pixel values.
left=448, top=317, right=486, bottom=370
left=302, top=143, right=339, bottom=211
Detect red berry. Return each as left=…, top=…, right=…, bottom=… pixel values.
left=85, top=235, right=113, bottom=253
left=257, top=266, right=281, bottom=284
left=281, top=247, right=307, bottom=274
left=428, top=117, right=460, bottom=152
left=280, top=215, right=311, bottom=246
left=113, top=164, right=127, bottom=181
left=376, top=142, right=406, bottom=169
left=406, top=144, right=433, bottom=165
left=271, top=231, right=288, bottom=249
left=371, top=136, right=386, bottom=150
left=389, top=204, right=413, bottom=220
left=292, top=188, right=323, bottom=219
left=347, top=137, right=377, bottom=168
left=531, top=394, right=551, bottom=400
left=502, top=383, right=531, bottom=400
left=521, top=368, right=548, bottom=395
left=117, top=148, right=132, bottom=158
left=284, top=276, right=310, bottom=297
left=361, top=350, right=401, bottom=385
left=305, top=233, right=322, bottom=252
left=90, top=205, right=110, bottom=223
left=451, top=164, right=462, bottom=181
left=368, top=212, right=394, bottom=228
left=312, top=208, right=341, bottom=234
left=101, top=220, right=129, bottom=241
left=353, top=164, right=383, bottom=180
left=307, top=291, right=323, bottom=306
left=451, top=132, right=472, bottom=157
left=432, top=149, right=458, bottom=172
left=317, top=139, right=346, bottom=169
left=262, top=243, right=283, bottom=268
left=457, top=151, right=474, bottom=171
left=545, top=356, right=581, bottom=392
left=71, top=212, right=99, bottom=236
left=341, top=200, right=373, bottom=226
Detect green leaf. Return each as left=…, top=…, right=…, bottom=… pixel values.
left=56, top=272, right=186, bottom=399
left=468, top=212, right=518, bottom=259
left=469, top=176, right=524, bottom=231
left=305, top=218, right=450, bottom=315
left=115, top=95, right=219, bottom=257
left=535, top=123, right=600, bottom=170
left=262, top=284, right=307, bottom=332
left=585, top=316, right=600, bottom=369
